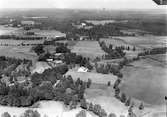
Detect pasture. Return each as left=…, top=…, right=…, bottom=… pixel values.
left=71, top=41, right=105, bottom=59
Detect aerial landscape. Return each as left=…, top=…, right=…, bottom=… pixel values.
left=0, top=0, right=166, bottom=117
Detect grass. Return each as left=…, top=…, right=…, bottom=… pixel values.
left=120, top=56, right=167, bottom=105
left=0, top=101, right=89, bottom=117
left=100, top=37, right=134, bottom=49
left=71, top=41, right=105, bottom=59
left=113, top=36, right=167, bottom=49
left=0, top=46, right=37, bottom=61
left=66, top=69, right=117, bottom=85
left=100, top=37, right=142, bottom=58
left=0, top=39, right=44, bottom=45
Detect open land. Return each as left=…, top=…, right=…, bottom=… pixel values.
left=71, top=41, right=105, bottom=59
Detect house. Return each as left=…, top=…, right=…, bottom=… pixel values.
left=77, top=66, right=89, bottom=72
left=32, top=62, right=51, bottom=74
left=46, top=58, right=54, bottom=62
left=21, top=20, right=35, bottom=26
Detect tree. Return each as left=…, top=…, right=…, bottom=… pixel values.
left=87, top=79, right=92, bottom=88
left=120, top=115, right=125, bottom=117
left=88, top=102, right=94, bottom=111
left=133, top=46, right=136, bottom=51
left=113, top=79, right=121, bottom=89
left=80, top=99, right=87, bottom=109
left=108, top=113, right=116, bottom=117
left=21, top=110, right=41, bottom=117
left=76, top=110, right=86, bottom=117
left=139, top=102, right=144, bottom=110
left=100, top=109, right=107, bottom=117
left=120, top=93, right=127, bottom=103
left=125, top=97, right=131, bottom=106
left=1, top=112, right=11, bottom=117
left=93, top=104, right=101, bottom=115
left=32, top=44, right=45, bottom=55
left=107, top=81, right=111, bottom=86
left=114, top=87, right=120, bottom=99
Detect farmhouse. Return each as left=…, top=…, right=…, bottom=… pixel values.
left=32, top=62, right=51, bottom=74
left=77, top=66, right=89, bottom=72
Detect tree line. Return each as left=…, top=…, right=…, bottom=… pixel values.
left=99, top=41, right=126, bottom=59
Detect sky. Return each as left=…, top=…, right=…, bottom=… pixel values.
left=0, top=0, right=166, bottom=9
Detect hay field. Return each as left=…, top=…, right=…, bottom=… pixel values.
left=71, top=41, right=105, bottom=59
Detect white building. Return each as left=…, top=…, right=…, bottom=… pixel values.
left=21, top=20, right=35, bottom=26
left=32, top=62, right=51, bottom=74
left=77, top=66, right=89, bottom=72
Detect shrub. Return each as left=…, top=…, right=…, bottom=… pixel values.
left=139, top=102, right=144, bottom=110
left=108, top=113, right=116, bottom=117
left=1, top=112, right=11, bottom=117
left=120, top=93, right=127, bottom=103
left=125, top=97, right=131, bottom=106
left=20, top=110, right=41, bottom=117
left=76, top=110, right=86, bottom=117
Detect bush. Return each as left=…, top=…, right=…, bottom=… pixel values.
left=32, top=44, right=45, bottom=55
left=108, top=113, right=116, bottom=117
left=1, top=112, right=11, bottom=117
left=20, top=110, right=41, bottom=117
left=120, top=93, right=127, bottom=103
left=125, top=98, right=131, bottom=106
left=107, top=81, right=111, bottom=86
left=139, top=102, right=144, bottom=110
left=76, top=110, right=86, bottom=117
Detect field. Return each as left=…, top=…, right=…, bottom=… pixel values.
left=100, top=37, right=139, bottom=49
left=56, top=40, right=78, bottom=49
left=66, top=69, right=117, bottom=85
left=120, top=55, right=167, bottom=106
left=71, top=41, right=105, bottom=59
left=66, top=69, right=130, bottom=116
left=0, top=46, right=37, bottom=61
left=0, top=25, right=20, bottom=35
left=66, top=69, right=165, bottom=117
left=100, top=37, right=142, bottom=58
left=0, top=101, right=95, bottom=117
left=0, top=39, right=44, bottom=45
left=113, top=36, right=167, bottom=49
